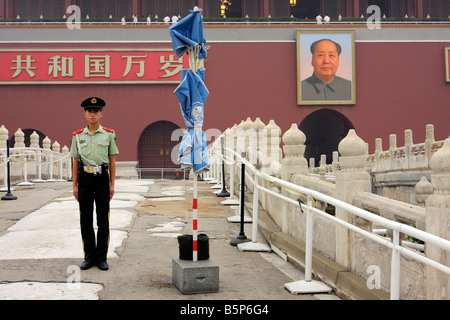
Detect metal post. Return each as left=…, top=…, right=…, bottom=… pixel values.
left=68, top=157, right=73, bottom=182
left=33, top=149, right=45, bottom=183
left=221, top=148, right=239, bottom=206
left=57, top=154, right=66, bottom=181
left=17, top=150, right=33, bottom=186
left=251, top=175, right=259, bottom=243
left=193, top=173, right=198, bottom=261
left=236, top=173, right=271, bottom=252
left=2, top=140, right=17, bottom=200
left=390, top=229, right=400, bottom=300
left=230, top=152, right=250, bottom=246
left=305, top=195, right=313, bottom=281
left=47, top=152, right=55, bottom=182
left=217, top=136, right=230, bottom=197
left=284, top=194, right=332, bottom=294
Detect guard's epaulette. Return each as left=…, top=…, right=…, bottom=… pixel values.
left=72, top=129, right=84, bottom=135
left=103, top=127, right=114, bottom=133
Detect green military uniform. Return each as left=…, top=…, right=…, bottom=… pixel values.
left=70, top=97, right=119, bottom=268
left=70, top=124, right=119, bottom=168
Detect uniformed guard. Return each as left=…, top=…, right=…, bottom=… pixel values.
left=70, top=97, right=119, bottom=271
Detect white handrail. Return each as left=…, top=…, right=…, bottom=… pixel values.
left=0, top=146, right=70, bottom=186
left=213, top=146, right=450, bottom=300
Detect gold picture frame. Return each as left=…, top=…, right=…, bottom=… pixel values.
left=296, top=30, right=356, bottom=105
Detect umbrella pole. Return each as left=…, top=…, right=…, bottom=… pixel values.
left=193, top=173, right=198, bottom=262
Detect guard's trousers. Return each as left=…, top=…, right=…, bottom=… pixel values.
left=78, top=169, right=110, bottom=263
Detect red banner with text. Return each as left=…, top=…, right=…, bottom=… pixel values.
left=0, top=49, right=188, bottom=84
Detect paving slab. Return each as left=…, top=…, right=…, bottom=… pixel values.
left=0, top=178, right=340, bottom=304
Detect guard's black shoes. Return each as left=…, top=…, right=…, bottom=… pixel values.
left=80, top=260, right=94, bottom=270
left=98, top=261, right=109, bottom=271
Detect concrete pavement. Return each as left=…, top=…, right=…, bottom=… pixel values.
left=0, top=177, right=341, bottom=301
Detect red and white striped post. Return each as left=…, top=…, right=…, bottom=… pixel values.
left=193, top=173, right=198, bottom=261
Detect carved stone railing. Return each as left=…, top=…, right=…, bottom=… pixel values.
left=0, top=125, right=71, bottom=187
left=211, top=118, right=449, bottom=299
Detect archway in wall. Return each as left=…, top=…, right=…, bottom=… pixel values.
left=137, top=120, right=182, bottom=178
left=10, top=128, right=46, bottom=148
left=299, top=109, right=353, bottom=166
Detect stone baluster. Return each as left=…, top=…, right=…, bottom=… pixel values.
left=26, top=131, right=40, bottom=181
left=244, top=117, right=257, bottom=166
left=62, top=145, right=70, bottom=180
left=261, top=120, right=281, bottom=174
left=319, top=154, right=327, bottom=180
left=404, top=129, right=413, bottom=169
left=425, top=137, right=450, bottom=299
left=425, top=124, right=435, bottom=163
left=236, top=120, right=245, bottom=154
left=42, top=136, right=51, bottom=179
left=415, top=176, right=433, bottom=206
left=332, top=151, right=339, bottom=175
left=281, top=123, right=308, bottom=182
left=374, top=137, right=383, bottom=172
left=0, top=125, right=8, bottom=187
left=230, top=124, right=238, bottom=154
left=389, top=134, right=397, bottom=149
left=405, top=129, right=413, bottom=146
left=14, top=129, right=25, bottom=149
left=232, top=125, right=242, bottom=199
left=242, top=118, right=255, bottom=192
left=30, top=131, right=39, bottom=149
left=230, top=124, right=239, bottom=188
left=29, top=131, right=39, bottom=161
left=309, top=158, right=315, bottom=174
left=389, top=133, right=397, bottom=171
left=222, top=128, right=230, bottom=183
left=277, top=124, right=307, bottom=233
left=335, top=129, right=372, bottom=268
left=226, top=124, right=239, bottom=201
left=253, top=117, right=265, bottom=169
left=31, top=132, right=45, bottom=183
left=0, top=125, right=8, bottom=150
left=52, top=141, right=61, bottom=179
left=43, top=136, right=51, bottom=150
left=52, top=141, right=60, bottom=152
left=12, top=129, right=25, bottom=178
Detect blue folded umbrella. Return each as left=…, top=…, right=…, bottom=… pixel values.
left=169, top=10, right=208, bottom=59
left=178, top=129, right=209, bottom=174
left=175, top=69, right=209, bottom=173
left=175, top=69, right=208, bottom=129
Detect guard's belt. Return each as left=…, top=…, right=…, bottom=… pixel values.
left=82, top=164, right=108, bottom=175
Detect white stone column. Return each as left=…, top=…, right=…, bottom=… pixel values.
left=253, top=117, right=265, bottom=169
left=27, top=131, right=40, bottom=179
left=261, top=120, right=281, bottom=174
left=281, top=123, right=308, bottom=181
left=335, top=129, right=372, bottom=268
left=0, top=125, right=8, bottom=149
left=42, top=136, right=51, bottom=179
left=0, top=125, right=8, bottom=186
left=425, top=137, right=450, bottom=299
left=12, top=129, right=25, bottom=178
left=62, top=145, right=70, bottom=179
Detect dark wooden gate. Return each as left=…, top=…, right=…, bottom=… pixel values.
left=138, top=120, right=184, bottom=178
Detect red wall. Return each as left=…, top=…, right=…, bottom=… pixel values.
left=203, top=42, right=449, bottom=153
left=1, top=40, right=449, bottom=161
